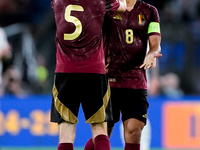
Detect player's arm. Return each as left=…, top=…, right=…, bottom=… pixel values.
left=147, top=47, right=160, bottom=96
left=140, top=35, right=162, bottom=69
left=117, top=0, right=127, bottom=12
left=0, top=44, right=12, bottom=59
left=140, top=19, right=162, bottom=69
left=0, top=29, right=12, bottom=60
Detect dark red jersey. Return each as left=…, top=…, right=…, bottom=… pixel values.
left=51, top=0, right=120, bottom=74
left=104, top=0, right=161, bottom=89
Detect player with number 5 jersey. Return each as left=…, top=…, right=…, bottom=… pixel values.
left=50, top=0, right=126, bottom=150
left=52, top=0, right=125, bottom=74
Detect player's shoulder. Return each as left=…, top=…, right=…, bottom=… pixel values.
left=138, top=0, right=158, bottom=12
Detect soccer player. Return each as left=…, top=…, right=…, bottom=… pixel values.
left=50, top=0, right=126, bottom=150
left=84, top=0, right=162, bottom=150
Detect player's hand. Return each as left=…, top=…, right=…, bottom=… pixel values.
left=140, top=52, right=162, bottom=69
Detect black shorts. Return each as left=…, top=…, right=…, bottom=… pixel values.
left=50, top=73, right=112, bottom=124
left=107, top=88, right=149, bottom=128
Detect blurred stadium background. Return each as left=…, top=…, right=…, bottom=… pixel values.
left=1, top=0, right=200, bottom=150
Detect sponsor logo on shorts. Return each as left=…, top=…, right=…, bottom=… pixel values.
left=108, top=78, right=116, bottom=82
left=142, top=114, right=147, bottom=118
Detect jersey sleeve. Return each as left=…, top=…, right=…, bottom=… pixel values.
left=106, top=0, right=120, bottom=14
left=148, top=6, right=161, bottom=36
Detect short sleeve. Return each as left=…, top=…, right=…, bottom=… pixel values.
left=151, top=6, right=160, bottom=23
left=106, top=0, right=120, bottom=14
left=148, top=6, right=161, bottom=36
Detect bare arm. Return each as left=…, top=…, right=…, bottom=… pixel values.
left=0, top=44, right=12, bottom=60
left=147, top=59, right=160, bottom=96
left=140, top=35, right=162, bottom=69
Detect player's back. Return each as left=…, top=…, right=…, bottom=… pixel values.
left=52, top=0, right=109, bottom=62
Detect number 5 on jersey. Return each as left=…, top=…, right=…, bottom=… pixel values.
left=64, top=5, right=84, bottom=40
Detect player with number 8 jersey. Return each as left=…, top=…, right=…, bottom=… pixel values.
left=102, top=0, right=162, bottom=150
left=104, top=0, right=161, bottom=89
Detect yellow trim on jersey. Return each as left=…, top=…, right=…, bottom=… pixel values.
left=148, top=22, right=160, bottom=34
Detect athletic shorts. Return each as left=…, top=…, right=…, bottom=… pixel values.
left=50, top=73, right=112, bottom=124
left=107, top=88, right=149, bottom=128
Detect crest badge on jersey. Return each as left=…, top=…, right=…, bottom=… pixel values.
left=138, top=14, right=145, bottom=25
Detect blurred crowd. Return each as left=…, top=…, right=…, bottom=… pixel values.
left=0, top=0, right=200, bottom=97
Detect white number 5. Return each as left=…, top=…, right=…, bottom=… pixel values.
left=64, top=5, right=84, bottom=40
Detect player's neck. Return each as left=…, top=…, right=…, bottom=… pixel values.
left=126, top=0, right=137, bottom=11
